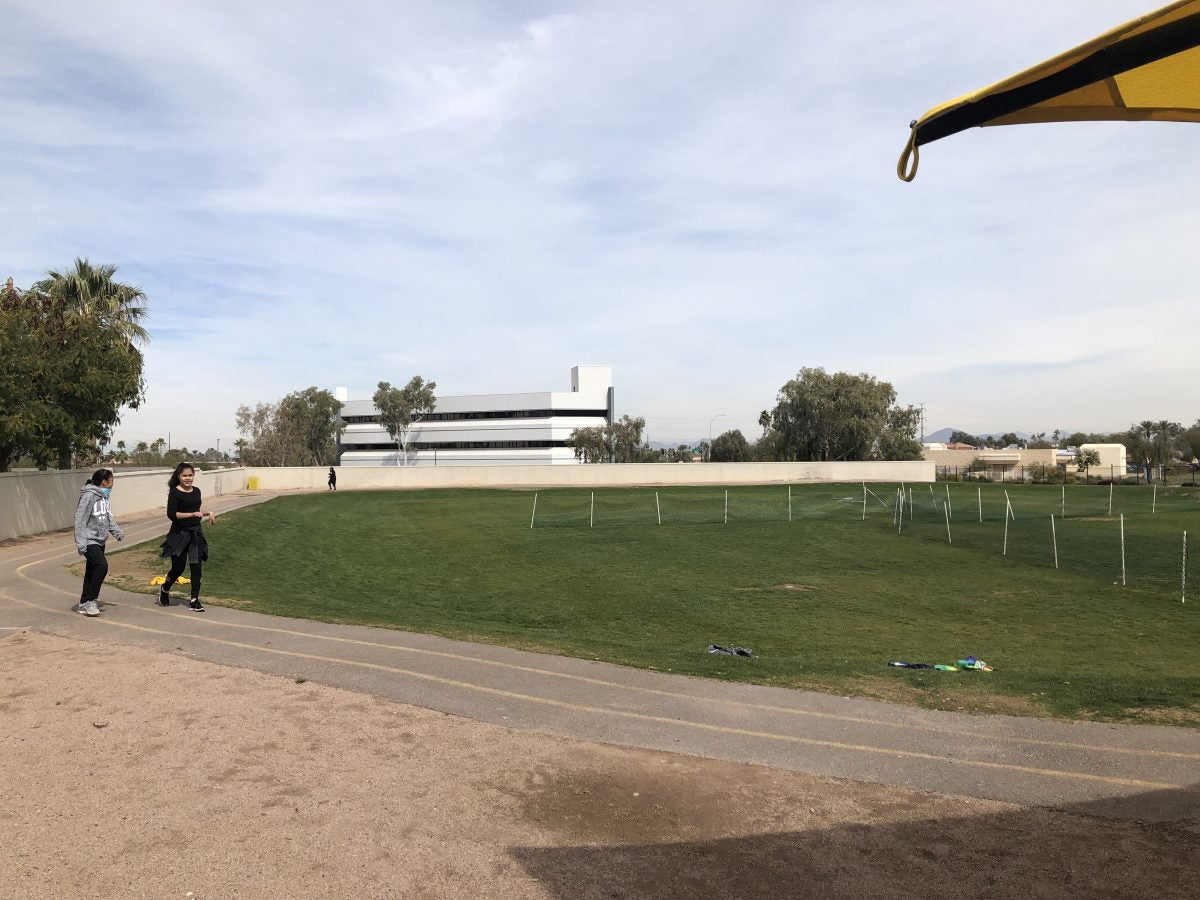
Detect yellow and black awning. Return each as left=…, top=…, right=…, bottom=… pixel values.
left=899, top=1, right=1200, bottom=180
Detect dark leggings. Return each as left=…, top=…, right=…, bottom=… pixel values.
left=164, top=555, right=202, bottom=600
left=81, top=544, right=109, bottom=603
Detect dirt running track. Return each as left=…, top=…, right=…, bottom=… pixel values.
left=2, top=491, right=1198, bottom=899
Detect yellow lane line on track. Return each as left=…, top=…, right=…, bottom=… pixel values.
left=9, top=544, right=1200, bottom=767
left=2, top=590, right=1178, bottom=792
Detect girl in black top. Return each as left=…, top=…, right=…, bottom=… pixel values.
left=158, top=462, right=216, bottom=612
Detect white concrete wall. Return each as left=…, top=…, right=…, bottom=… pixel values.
left=1, top=461, right=933, bottom=541
left=244, top=461, right=933, bottom=491
left=0, top=468, right=243, bottom=542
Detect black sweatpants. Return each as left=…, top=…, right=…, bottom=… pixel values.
left=80, top=544, right=109, bottom=603
left=164, top=554, right=202, bottom=600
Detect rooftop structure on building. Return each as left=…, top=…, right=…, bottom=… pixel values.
left=337, top=365, right=613, bottom=467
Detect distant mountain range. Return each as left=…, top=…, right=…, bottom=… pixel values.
left=924, top=428, right=1062, bottom=443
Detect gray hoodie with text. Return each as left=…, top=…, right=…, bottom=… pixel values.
left=74, top=483, right=124, bottom=554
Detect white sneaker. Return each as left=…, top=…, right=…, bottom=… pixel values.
left=80, top=600, right=100, bottom=617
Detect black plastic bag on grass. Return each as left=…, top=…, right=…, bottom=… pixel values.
left=707, top=644, right=753, bottom=657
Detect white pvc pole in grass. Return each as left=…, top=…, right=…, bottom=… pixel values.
left=861, top=483, right=865, bottom=521
left=1108, top=483, right=1113, bottom=517
left=791, top=485, right=795, bottom=523
left=724, top=490, right=728, bottom=525
left=1051, top=515, right=1058, bottom=569
left=908, top=487, right=913, bottom=519
left=946, top=484, right=952, bottom=521
left=978, top=487, right=982, bottom=523
left=1120, top=513, right=1126, bottom=587
left=944, top=502, right=952, bottom=544
left=530, top=493, right=538, bottom=529
left=1183, top=531, right=1188, bottom=604
left=590, top=492, right=594, bottom=528
left=1004, top=490, right=1014, bottom=520
left=655, top=491, right=661, bottom=526
left=928, top=483, right=937, bottom=511
left=1153, top=483, right=1157, bottom=514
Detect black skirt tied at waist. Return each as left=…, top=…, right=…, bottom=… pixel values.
left=160, top=526, right=208, bottom=563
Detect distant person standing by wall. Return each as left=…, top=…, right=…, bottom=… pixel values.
left=73, top=469, right=124, bottom=616
left=328, top=467, right=337, bottom=491
left=158, top=462, right=216, bottom=612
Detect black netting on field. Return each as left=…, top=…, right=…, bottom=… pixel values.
left=887, top=483, right=1199, bottom=598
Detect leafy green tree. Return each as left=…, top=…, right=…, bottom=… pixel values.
left=753, top=430, right=784, bottom=462
left=878, top=406, right=923, bottom=460
left=768, top=368, right=917, bottom=462
left=277, top=387, right=344, bottom=465
left=568, top=416, right=647, bottom=463
left=710, top=429, right=751, bottom=462
left=948, top=430, right=978, bottom=446
left=1154, top=419, right=1182, bottom=466
left=0, top=270, right=146, bottom=469
left=1129, top=420, right=1156, bottom=467
left=609, top=415, right=646, bottom=463
left=568, top=425, right=610, bottom=463
left=666, top=444, right=694, bottom=462
left=0, top=292, right=52, bottom=470
left=373, top=376, right=437, bottom=465
left=1075, top=448, right=1101, bottom=480
left=236, top=403, right=285, bottom=465
left=1179, top=420, right=1200, bottom=465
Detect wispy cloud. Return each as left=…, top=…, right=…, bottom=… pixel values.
left=1, top=1, right=1192, bottom=450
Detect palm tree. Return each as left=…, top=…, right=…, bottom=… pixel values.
left=33, top=258, right=149, bottom=345
left=1131, top=420, right=1157, bottom=473
left=1154, top=420, right=1181, bottom=467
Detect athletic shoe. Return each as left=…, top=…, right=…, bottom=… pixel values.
left=158, top=586, right=170, bottom=606
left=187, top=599, right=206, bottom=613
left=80, top=600, right=100, bottom=617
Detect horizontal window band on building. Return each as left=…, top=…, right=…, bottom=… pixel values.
left=340, top=409, right=607, bottom=425
left=340, top=440, right=569, bottom=451
left=344, top=426, right=579, bottom=438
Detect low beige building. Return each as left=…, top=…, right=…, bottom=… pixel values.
left=1078, top=443, right=1127, bottom=476
left=924, top=443, right=1130, bottom=481
left=923, top=447, right=1062, bottom=481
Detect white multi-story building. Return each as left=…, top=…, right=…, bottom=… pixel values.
left=337, top=365, right=614, bottom=466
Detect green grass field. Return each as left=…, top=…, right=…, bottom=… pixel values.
left=114, top=482, right=1200, bottom=725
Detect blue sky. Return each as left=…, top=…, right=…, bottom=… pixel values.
left=3, top=1, right=1195, bottom=452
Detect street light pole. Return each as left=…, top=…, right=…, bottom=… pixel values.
left=708, top=414, right=726, bottom=462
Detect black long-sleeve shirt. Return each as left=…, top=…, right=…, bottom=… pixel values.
left=166, top=486, right=203, bottom=532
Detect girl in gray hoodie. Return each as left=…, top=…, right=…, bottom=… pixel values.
left=73, top=468, right=124, bottom=616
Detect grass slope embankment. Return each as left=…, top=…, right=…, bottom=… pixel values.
left=103, top=483, right=1200, bottom=724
